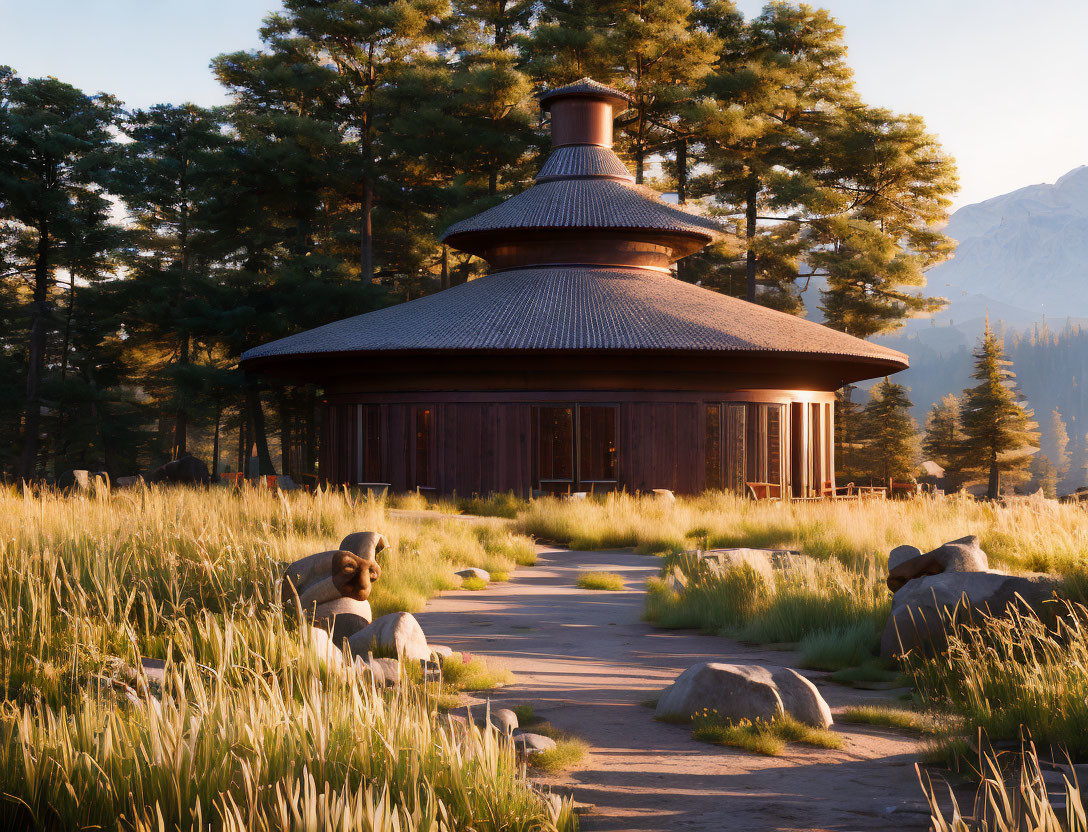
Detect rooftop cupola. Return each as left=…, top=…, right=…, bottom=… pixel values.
left=539, top=77, right=632, bottom=148
left=440, top=77, right=722, bottom=271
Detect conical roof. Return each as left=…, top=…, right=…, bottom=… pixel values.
left=441, top=78, right=722, bottom=260
left=241, top=78, right=908, bottom=380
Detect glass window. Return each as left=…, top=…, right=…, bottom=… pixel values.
left=705, top=404, right=722, bottom=490
left=767, top=405, right=783, bottom=486
left=579, top=406, right=617, bottom=482
left=725, top=403, right=746, bottom=493
left=414, top=407, right=432, bottom=488
left=538, top=406, right=574, bottom=482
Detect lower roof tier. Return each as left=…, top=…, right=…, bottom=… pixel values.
left=241, top=266, right=907, bottom=384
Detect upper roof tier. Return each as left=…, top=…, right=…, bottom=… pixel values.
left=441, top=78, right=722, bottom=265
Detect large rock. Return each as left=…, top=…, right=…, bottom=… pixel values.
left=881, top=571, right=1063, bottom=658
left=769, top=667, right=833, bottom=730
left=145, top=455, right=211, bottom=485
left=348, top=612, right=430, bottom=663
left=313, top=597, right=373, bottom=644
left=887, top=535, right=989, bottom=592
left=306, top=626, right=345, bottom=669
left=656, top=662, right=833, bottom=729
left=699, top=549, right=774, bottom=586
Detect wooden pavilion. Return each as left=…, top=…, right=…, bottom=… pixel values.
left=241, top=79, right=908, bottom=498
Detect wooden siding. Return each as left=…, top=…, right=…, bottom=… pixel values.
left=321, top=392, right=834, bottom=497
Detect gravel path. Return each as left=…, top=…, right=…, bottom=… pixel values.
left=414, top=546, right=934, bottom=832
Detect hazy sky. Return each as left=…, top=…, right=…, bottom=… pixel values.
left=2, top=0, right=1084, bottom=209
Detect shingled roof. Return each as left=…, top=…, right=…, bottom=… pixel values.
left=242, top=266, right=908, bottom=371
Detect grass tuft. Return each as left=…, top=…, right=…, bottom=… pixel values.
left=576, top=571, right=626, bottom=591
left=689, top=710, right=842, bottom=756
left=460, top=576, right=488, bottom=591
left=840, top=705, right=935, bottom=733
left=439, top=653, right=514, bottom=692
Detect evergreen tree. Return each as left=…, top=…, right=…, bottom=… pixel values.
left=814, top=107, right=957, bottom=338
left=922, top=393, right=967, bottom=489
left=691, top=2, right=856, bottom=310
left=834, top=383, right=862, bottom=481
left=858, top=379, right=919, bottom=484
left=960, top=321, right=1040, bottom=498
left=1045, top=407, right=1071, bottom=478
left=1027, top=452, right=1059, bottom=497
left=0, top=68, right=120, bottom=478
left=520, top=0, right=626, bottom=84
left=113, top=104, right=228, bottom=461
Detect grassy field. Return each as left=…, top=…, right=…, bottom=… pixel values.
left=0, top=484, right=572, bottom=831
left=516, top=491, right=1088, bottom=574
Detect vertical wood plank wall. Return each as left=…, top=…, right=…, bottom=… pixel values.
left=322, top=398, right=833, bottom=497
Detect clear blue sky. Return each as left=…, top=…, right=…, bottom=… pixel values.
left=2, top=0, right=1084, bottom=209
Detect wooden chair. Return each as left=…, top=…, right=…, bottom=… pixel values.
left=745, top=482, right=782, bottom=500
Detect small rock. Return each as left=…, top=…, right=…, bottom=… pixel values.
left=353, top=655, right=400, bottom=687
left=887, top=535, right=989, bottom=592
left=652, top=489, right=675, bottom=502
left=469, top=706, right=519, bottom=734
left=513, top=732, right=557, bottom=755
left=348, top=612, right=431, bottom=663
left=888, top=545, right=923, bottom=572
left=455, top=567, right=490, bottom=583
left=312, top=597, right=373, bottom=644
left=306, top=626, right=345, bottom=669
left=429, top=644, right=453, bottom=659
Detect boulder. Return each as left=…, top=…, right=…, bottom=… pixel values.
left=887, top=535, right=989, bottom=592
left=145, top=455, right=211, bottom=486
left=469, top=706, right=519, bottom=735
left=699, top=549, right=774, bottom=586
left=354, top=655, right=400, bottom=687
left=656, top=662, right=833, bottom=729
left=429, top=644, right=453, bottom=659
left=888, top=545, right=922, bottom=572
left=312, top=597, right=373, bottom=644
left=307, top=626, right=345, bottom=669
left=656, top=663, right=783, bottom=725
left=881, top=571, right=1063, bottom=659
left=455, top=567, right=490, bottom=583
left=348, top=612, right=431, bottom=663
left=512, top=732, right=557, bottom=755
left=769, top=667, right=833, bottom=730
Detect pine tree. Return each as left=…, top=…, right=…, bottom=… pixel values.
left=1046, top=407, right=1071, bottom=478
left=690, top=2, right=856, bottom=310
left=960, top=322, right=1040, bottom=498
left=814, top=107, right=957, bottom=338
left=922, top=393, right=967, bottom=490
left=0, top=68, right=120, bottom=478
left=858, top=378, right=919, bottom=485
left=113, top=104, right=228, bottom=461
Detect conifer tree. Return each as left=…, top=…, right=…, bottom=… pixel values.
left=922, top=393, right=966, bottom=489
left=113, top=104, right=228, bottom=460
left=0, top=68, right=120, bottom=478
left=814, top=107, right=957, bottom=338
left=691, top=2, right=856, bottom=309
left=960, top=322, right=1040, bottom=498
left=1046, top=407, right=1071, bottom=478
left=858, top=378, right=919, bottom=485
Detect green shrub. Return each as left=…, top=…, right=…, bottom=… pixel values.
left=689, top=711, right=842, bottom=756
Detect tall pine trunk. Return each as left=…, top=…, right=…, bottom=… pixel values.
left=173, top=333, right=190, bottom=458
left=18, top=218, right=51, bottom=481
left=211, top=399, right=222, bottom=482
left=745, top=177, right=758, bottom=303
left=675, top=139, right=689, bottom=282
left=360, top=176, right=374, bottom=280
left=987, top=452, right=1000, bottom=499
left=244, top=376, right=276, bottom=477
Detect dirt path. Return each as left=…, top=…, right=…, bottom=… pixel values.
left=415, top=546, right=934, bottom=832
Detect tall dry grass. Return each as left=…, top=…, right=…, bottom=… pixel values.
left=0, top=484, right=569, bottom=831
left=517, top=491, right=1088, bottom=573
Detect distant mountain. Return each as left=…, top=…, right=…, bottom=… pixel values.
left=923, top=165, right=1088, bottom=326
